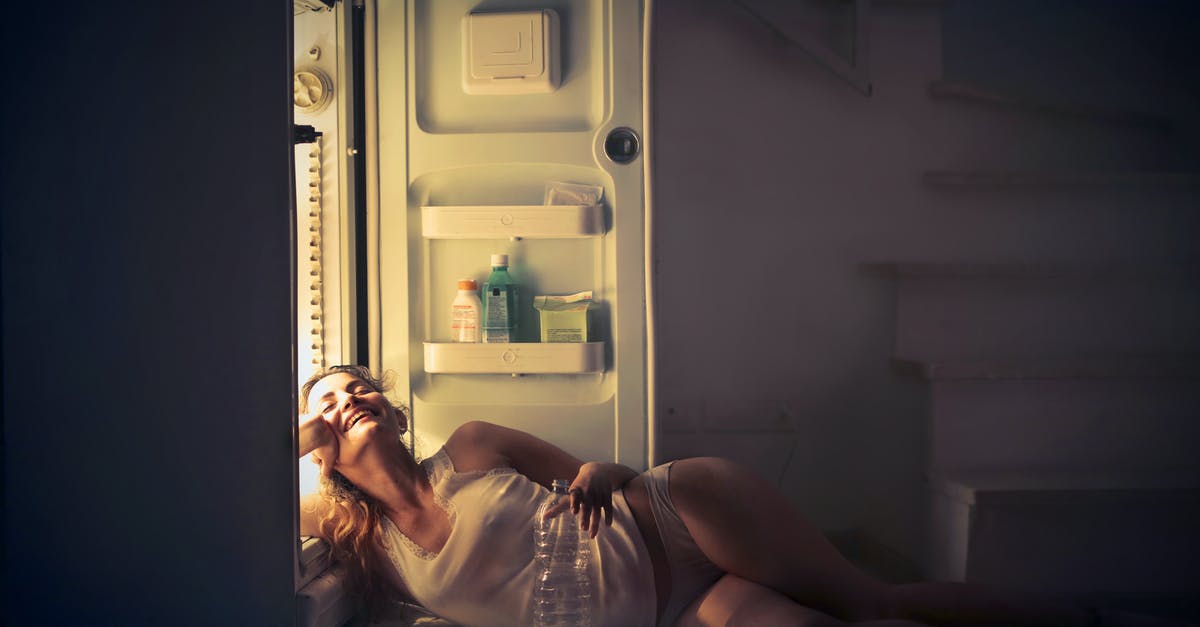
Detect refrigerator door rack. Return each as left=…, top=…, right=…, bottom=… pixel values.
left=424, top=341, right=604, bottom=374
left=421, top=205, right=603, bottom=239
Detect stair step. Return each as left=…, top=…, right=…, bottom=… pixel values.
left=928, top=81, right=1172, bottom=130
left=893, top=355, right=1200, bottom=380
left=928, top=378, right=1200, bottom=471
left=925, top=469, right=1200, bottom=596
left=929, top=469, right=1200, bottom=505
left=924, top=170, right=1200, bottom=187
left=863, top=260, right=1200, bottom=279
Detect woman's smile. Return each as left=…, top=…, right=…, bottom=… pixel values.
left=345, top=409, right=374, bottom=432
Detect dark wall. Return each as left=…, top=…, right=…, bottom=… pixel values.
left=650, top=0, right=1200, bottom=560
left=2, top=3, right=296, bottom=626
left=944, top=0, right=1200, bottom=109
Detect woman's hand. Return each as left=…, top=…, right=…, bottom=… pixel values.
left=299, top=412, right=339, bottom=479
left=544, top=462, right=638, bottom=538
left=444, top=421, right=638, bottom=537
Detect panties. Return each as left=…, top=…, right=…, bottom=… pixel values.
left=644, top=461, right=725, bottom=627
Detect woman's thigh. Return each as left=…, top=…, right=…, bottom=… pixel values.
left=668, top=457, right=889, bottom=621
left=674, top=573, right=846, bottom=627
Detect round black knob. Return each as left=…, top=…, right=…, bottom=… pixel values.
left=604, top=128, right=640, bottom=164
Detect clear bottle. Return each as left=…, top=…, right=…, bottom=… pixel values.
left=533, top=480, right=591, bottom=627
left=450, top=279, right=482, bottom=343
left=482, top=253, right=519, bottom=343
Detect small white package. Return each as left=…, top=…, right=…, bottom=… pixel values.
left=544, top=181, right=603, bottom=206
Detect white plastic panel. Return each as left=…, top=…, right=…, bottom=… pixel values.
left=376, top=0, right=648, bottom=468
left=409, top=0, right=603, bottom=133
left=421, top=205, right=603, bottom=238
left=424, top=341, right=603, bottom=374
left=462, top=10, right=560, bottom=94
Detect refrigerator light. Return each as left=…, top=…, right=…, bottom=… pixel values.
left=461, top=10, right=560, bottom=95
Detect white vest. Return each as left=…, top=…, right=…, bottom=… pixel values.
left=380, top=448, right=656, bottom=627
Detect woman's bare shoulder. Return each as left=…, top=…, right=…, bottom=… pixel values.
left=443, top=420, right=511, bottom=473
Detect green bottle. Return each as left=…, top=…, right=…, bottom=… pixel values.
left=482, top=253, right=519, bottom=343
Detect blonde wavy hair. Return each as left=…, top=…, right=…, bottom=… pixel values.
left=300, top=364, right=414, bottom=619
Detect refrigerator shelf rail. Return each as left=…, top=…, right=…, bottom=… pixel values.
left=423, top=341, right=604, bottom=374
left=421, top=204, right=604, bottom=239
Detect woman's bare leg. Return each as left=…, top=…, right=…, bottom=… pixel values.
left=675, top=574, right=930, bottom=627
left=668, top=457, right=1094, bottom=626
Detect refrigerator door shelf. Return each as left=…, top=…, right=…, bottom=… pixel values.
left=424, top=341, right=603, bottom=374
left=421, top=205, right=603, bottom=239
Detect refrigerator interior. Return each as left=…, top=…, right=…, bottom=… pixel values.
left=295, top=0, right=651, bottom=479
left=373, top=0, right=651, bottom=468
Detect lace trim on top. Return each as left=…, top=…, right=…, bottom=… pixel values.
left=379, top=450, right=522, bottom=562
left=381, top=454, right=457, bottom=562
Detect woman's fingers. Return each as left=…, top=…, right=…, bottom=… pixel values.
left=313, top=450, right=333, bottom=479
left=311, top=420, right=339, bottom=479
left=589, top=503, right=602, bottom=538
left=562, top=472, right=620, bottom=537
left=567, top=486, right=615, bottom=538
left=576, top=491, right=597, bottom=538
left=542, top=497, right=571, bottom=519
left=573, top=489, right=592, bottom=532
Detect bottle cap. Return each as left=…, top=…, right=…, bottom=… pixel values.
left=490, top=253, right=509, bottom=267
left=457, top=279, right=477, bottom=291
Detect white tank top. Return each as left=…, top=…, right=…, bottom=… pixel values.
left=379, top=448, right=656, bottom=627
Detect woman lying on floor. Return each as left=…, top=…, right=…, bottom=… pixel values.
left=298, top=364, right=1115, bottom=627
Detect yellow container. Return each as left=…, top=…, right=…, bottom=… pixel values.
left=533, top=291, right=592, bottom=343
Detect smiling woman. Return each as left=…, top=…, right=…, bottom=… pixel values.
left=297, top=365, right=659, bottom=626
left=295, top=365, right=1121, bottom=627
left=302, top=366, right=410, bottom=473
left=298, top=364, right=415, bottom=618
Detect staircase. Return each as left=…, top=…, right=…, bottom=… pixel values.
left=876, top=261, right=1200, bottom=599
left=710, top=0, right=1200, bottom=608
left=869, top=0, right=1200, bottom=613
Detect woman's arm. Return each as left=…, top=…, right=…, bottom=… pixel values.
left=299, top=413, right=338, bottom=478
left=299, top=413, right=332, bottom=457
left=444, top=420, right=582, bottom=484
left=444, top=421, right=639, bottom=536
left=298, top=415, right=336, bottom=537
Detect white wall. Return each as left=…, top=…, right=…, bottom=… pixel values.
left=2, top=4, right=296, bottom=625
left=650, top=0, right=1199, bottom=561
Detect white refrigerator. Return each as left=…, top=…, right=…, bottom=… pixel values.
left=294, top=0, right=654, bottom=500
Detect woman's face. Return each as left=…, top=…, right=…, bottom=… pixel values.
left=307, top=372, right=404, bottom=461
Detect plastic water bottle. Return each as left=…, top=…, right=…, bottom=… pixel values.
left=482, top=253, right=519, bottom=343
left=533, top=480, right=590, bottom=627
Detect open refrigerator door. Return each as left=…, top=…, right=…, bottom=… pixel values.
left=375, top=0, right=652, bottom=471
left=293, top=2, right=652, bottom=624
